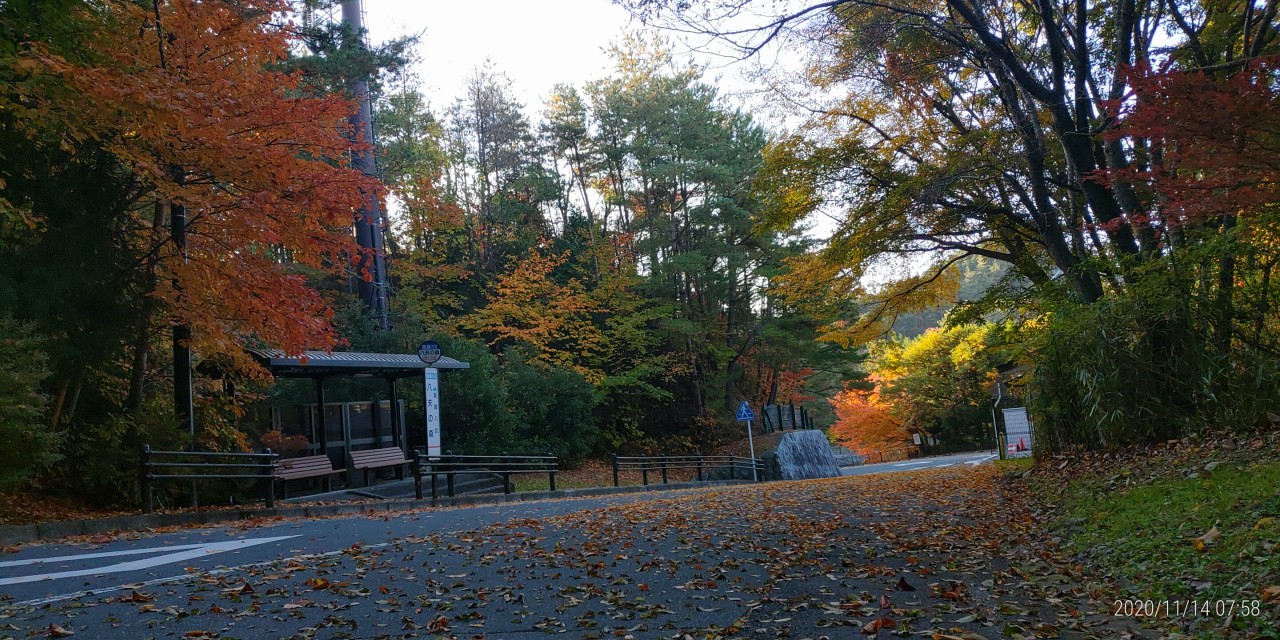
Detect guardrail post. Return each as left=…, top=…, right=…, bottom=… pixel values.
left=612, top=454, right=619, bottom=488
left=446, top=450, right=456, bottom=497
left=141, top=445, right=153, bottom=514
left=660, top=455, right=668, bottom=484
left=547, top=453, right=556, bottom=492
left=696, top=453, right=703, bottom=482
left=501, top=451, right=512, bottom=494
left=263, top=449, right=277, bottom=509
left=412, top=450, right=424, bottom=500
left=641, top=460, right=649, bottom=486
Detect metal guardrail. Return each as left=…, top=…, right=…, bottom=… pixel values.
left=760, top=403, right=814, bottom=433
left=610, top=454, right=764, bottom=486
left=140, top=445, right=278, bottom=513
left=411, top=451, right=558, bottom=500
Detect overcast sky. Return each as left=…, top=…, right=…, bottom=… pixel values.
left=363, top=0, right=642, bottom=112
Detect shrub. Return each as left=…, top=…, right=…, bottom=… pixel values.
left=0, top=315, right=58, bottom=490
left=501, top=347, right=598, bottom=466
left=431, top=334, right=514, bottom=455
left=1025, top=288, right=1278, bottom=451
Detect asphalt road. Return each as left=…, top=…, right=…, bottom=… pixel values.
left=840, top=450, right=998, bottom=477
left=0, top=489, right=708, bottom=607
left=0, top=456, right=1126, bottom=640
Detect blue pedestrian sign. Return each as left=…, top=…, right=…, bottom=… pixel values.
left=735, top=401, right=755, bottom=422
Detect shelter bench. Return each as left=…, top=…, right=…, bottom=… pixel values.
left=273, top=454, right=343, bottom=497
left=349, top=447, right=411, bottom=485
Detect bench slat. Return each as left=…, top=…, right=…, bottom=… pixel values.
left=274, top=455, right=340, bottom=481
left=350, top=447, right=409, bottom=470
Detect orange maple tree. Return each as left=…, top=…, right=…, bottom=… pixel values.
left=743, top=350, right=814, bottom=407
left=828, top=377, right=911, bottom=454
left=15, top=0, right=378, bottom=374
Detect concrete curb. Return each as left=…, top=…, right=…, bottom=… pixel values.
left=0, top=480, right=752, bottom=546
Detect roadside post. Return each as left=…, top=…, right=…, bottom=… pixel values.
left=736, top=401, right=758, bottom=481
left=418, top=340, right=442, bottom=458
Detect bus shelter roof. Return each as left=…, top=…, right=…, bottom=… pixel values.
left=248, top=349, right=469, bottom=379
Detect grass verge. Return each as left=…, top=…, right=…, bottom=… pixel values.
left=1033, top=454, right=1280, bottom=638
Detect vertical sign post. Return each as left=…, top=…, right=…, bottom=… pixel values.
left=424, top=369, right=440, bottom=456
left=417, top=341, right=443, bottom=457
left=735, top=401, right=758, bottom=481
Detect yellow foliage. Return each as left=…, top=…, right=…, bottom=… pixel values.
left=463, top=250, right=605, bottom=382
left=815, top=260, right=960, bottom=348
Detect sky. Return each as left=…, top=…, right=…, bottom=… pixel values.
left=364, top=0, right=645, bottom=113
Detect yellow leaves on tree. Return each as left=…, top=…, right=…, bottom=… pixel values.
left=463, top=250, right=604, bottom=382
left=775, top=253, right=961, bottom=349
left=828, top=378, right=912, bottom=454
left=14, top=0, right=379, bottom=375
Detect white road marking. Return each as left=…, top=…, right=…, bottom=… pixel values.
left=891, top=461, right=935, bottom=467
left=965, top=454, right=999, bottom=466
left=0, top=541, right=246, bottom=568
left=14, top=539, right=394, bottom=607
left=0, top=536, right=298, bottom=586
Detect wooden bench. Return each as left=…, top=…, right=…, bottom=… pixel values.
left=273, top=455, right=343, bottom=497
left=349, top=447, right=411, bottom=485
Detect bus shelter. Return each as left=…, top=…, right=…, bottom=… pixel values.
left=249, top=349, right=469, bottom=476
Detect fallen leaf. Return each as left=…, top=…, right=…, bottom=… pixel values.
left=1192, top=525, right=1220, bottom=552
left=861, top=616, right=893, bottom=634
left=427, top=615, right=449, bottom=633
left=124, top=591, right=154, bottom=603
left=46, top=624, right=74, bottom=638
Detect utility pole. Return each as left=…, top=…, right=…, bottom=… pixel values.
left=170, top=175, right=195, bottom=440
left=341, top=0, right=390, bottom=330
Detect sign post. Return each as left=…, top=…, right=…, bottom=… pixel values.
left=418, top=341, right=442, bottom=457
left=735, top=401, right=758, bottom=481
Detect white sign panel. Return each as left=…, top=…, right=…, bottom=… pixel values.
left=424, top=368, right=441, bottom=455
left=1003, top=407, right=1033, bottom=457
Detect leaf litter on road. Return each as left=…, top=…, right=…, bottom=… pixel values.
left=0, top=465, right=1140, bottom=639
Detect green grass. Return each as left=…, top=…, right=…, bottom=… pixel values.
left=510, top=475, right=596, bottom=492
left=1047, top=460, right=1280, bottom=636
left=994, top=457, right=1033, bottom=476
